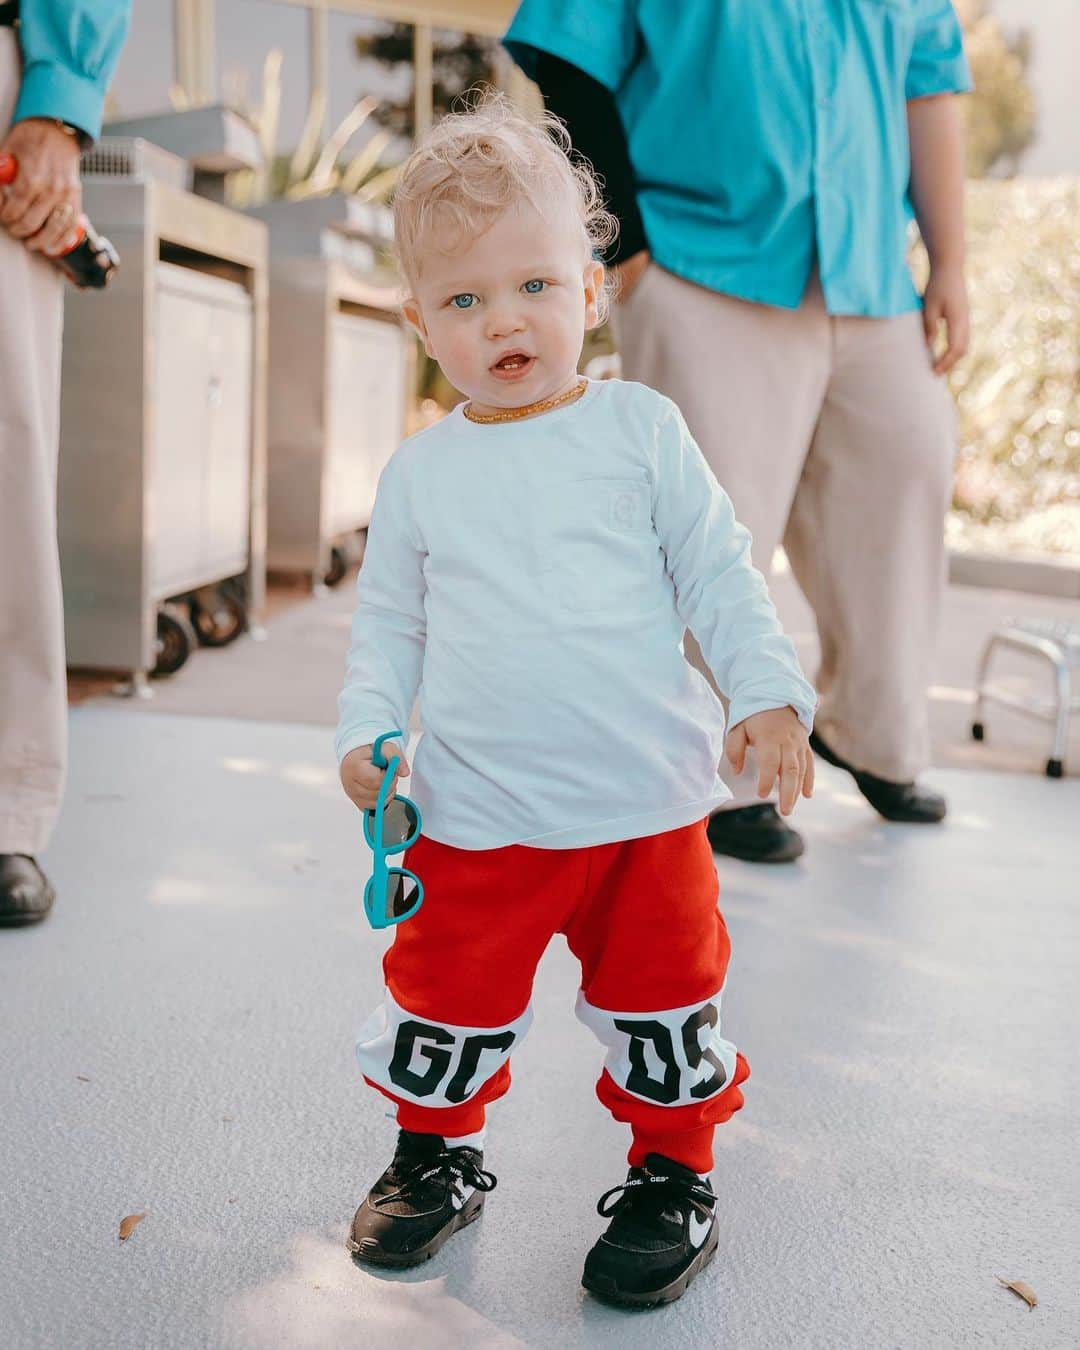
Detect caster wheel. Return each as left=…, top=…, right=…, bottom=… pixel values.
left=1046, top=758, right=1064, bottom=779
left=153, top=603, right=197, bottom=677
left=324, top=545, right=347, bottom=588
left=971, top=721, right=985, bottom=742
left=190, top=587, right=247, bottom=647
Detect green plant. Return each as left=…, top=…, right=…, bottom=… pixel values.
left=225, top=49, right=400, bottom=209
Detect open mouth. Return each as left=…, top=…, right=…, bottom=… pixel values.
left=490, top=351, right=535, bottom=379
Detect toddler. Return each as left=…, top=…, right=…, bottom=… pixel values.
left=336, top=95, right=816, bottom=1308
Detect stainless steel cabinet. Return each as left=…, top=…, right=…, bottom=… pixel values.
left=265, top=259, right=411, bottom=585
left=152, top=264, right=253, bottom=595
left=325, top=309, right=409, bottom=538
left=58, top=179, right=268, bottom=683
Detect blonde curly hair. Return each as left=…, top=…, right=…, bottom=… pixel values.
left=392, top=89, right=617, bottom=315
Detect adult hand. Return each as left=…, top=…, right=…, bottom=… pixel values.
left=0, top=118, right=83, bottom=256
left=610, top=248, right=651, bottom=302
left=922, top=261, right=969, bottom=376
left=726, top=707, right=814, bottom=816
left=339, top=743, right=411, bottom=813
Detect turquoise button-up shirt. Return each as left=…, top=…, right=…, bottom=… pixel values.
left=505, top=0, right=971, bottom=317
left=13, top=0, right=130, bottom=142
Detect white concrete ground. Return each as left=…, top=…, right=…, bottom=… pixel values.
left=2, top=707, right=1077, bottom=1349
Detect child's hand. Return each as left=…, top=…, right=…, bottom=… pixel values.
left=339, top=743, right=410, bottom=812
left=725, top=707, right=814, bottom=817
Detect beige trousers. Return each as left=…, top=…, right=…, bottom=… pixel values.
left=614, top=262, right=955, bottom=804
left=0, top=30, right=67, bottom=854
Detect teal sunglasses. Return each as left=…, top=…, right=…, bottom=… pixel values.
left=362, top=730, right=424, bottom=930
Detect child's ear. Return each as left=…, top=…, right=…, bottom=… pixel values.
left=582, top=259, right=605, bottom=331
left=402, top=298, right=436, bottom=358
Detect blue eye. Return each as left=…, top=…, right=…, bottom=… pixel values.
left=450, top=293, right=477, bottom=309
left=523, top=279, right=546, bottom=294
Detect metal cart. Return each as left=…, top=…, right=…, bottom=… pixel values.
left=58, top=171, right=268, bottom=689
left=263, top=258, right=412, bottom=588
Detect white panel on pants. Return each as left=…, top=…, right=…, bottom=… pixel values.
left=575, top=987, right=737, bottom=1107
left=356, top=988, right=531, bottom=1108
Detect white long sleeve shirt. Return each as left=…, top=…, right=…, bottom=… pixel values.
left=336, top=379, right=816, bottom=850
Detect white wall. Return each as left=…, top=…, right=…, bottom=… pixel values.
left=991, top=0, right=1080, bottom=175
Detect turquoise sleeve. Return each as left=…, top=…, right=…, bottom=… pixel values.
left=13, top=0, right=131, bottom=142
left=504, top=0, right=638, bottom=93
left=906, top=0, right=973, bottom=101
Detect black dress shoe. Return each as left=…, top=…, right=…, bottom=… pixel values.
left=706, top=803, right=804, bottom=863
left=0, top=855, right=56, bottom=927
left=809, top=731, right=947, bottom=823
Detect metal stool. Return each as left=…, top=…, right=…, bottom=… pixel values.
left=972, top=618, right=1080, bottom=778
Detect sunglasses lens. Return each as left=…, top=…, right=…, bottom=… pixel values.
left=388, top=867, right=422, bottom=919
left=378, top=798, right=421, bottom=850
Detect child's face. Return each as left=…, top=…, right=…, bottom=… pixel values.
left=403, top=200, right=605, bottom=415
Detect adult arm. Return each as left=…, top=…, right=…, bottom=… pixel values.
left=527, top=50, right=647, bottom=268
left=905, top=1, right=971, bottom=375
left=908, top=94, right=968, bottom=374
left=504, top=2, right=649, bottom=287
left=0, top=0, right=131, bottom=252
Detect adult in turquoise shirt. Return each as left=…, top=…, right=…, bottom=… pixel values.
left=507, top=0, right=972, bottom=863
left=0, top=0, right=130, bottom=927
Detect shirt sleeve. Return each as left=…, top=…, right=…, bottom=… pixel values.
left=14, top=0, right=132, bottom=142
left=648, top=401, right=817, bottom=734
left=504, top=0, right=639, bottom=94
left=905, top=1, right=972, bottom=101
left=335, top=455, right=427, bottom=764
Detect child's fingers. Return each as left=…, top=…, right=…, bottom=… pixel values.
left=803, top=746, right=816, bottom=798
left=726, top=724, right=748, bottom=774
left=777, top=749, right=801, bottom=816
left=341, top=777, right=378, bottom=811
left=756, top=744, right=781, bottom=798
left=380, top=747, right=410, bottom=779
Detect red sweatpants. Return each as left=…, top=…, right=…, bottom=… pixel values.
left=355, top=820, right=749, bottom=1174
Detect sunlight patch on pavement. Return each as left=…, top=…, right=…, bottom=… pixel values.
left=149, top=878, right=210, bottom=905
left=222, top=757, right=269, bottom=774
left=223, top=1229, right=526, bottom=1350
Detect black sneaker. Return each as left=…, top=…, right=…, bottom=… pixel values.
left=582, top=1155, right=718, bottom=1308
left=347, top=1130, right=496, bottom=1268
left=706, top=803, right=805, bottom=863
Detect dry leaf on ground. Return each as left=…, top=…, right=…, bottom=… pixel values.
left=118, top=1213, right=147, bottom=1242
left=997, top=1277, right=1037, bottom=1309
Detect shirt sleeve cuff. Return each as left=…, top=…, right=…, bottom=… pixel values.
left=905, top=57, right=973, bottom=101
left=14, top=61, right=108, bottom=142
left=728, top=696, right=817, bottom=736
left=335, top=728, right=387, bottom=765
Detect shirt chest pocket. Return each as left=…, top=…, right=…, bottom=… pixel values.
left=539, top=477, right=660, bottom=615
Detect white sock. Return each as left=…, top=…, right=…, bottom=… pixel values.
left=443, top=1129, right=486, bottom=1152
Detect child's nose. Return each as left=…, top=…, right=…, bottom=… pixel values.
left=485, top=307, right=526, bottom=341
